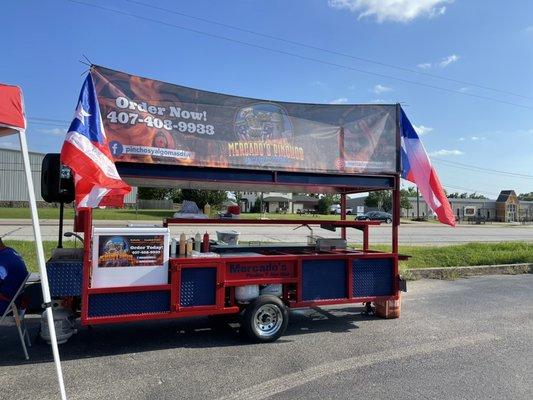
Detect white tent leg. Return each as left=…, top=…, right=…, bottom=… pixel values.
left=18, top=130, right=68, bottom=400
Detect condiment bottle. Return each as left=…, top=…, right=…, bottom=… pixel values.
left=186, top=239, right=193, bottom=256
left=194, top=232, right=202, bottom=251
left=179, top=232, right=186, bottom=256
left=171, top=238, right=177, bottom=257
left=202, top=231, right=210, bottom=253
left=204, top=203, right=211, bottom=217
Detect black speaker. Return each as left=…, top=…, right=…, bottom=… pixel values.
left=41, top=153, right=75, bottom=203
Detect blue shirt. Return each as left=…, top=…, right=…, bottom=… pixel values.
left=0, top=247, right=28, bottom=315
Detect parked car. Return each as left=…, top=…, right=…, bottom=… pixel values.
left=330, top=204, right=353, bottom=215
left=356, top=211, right=393, bottom=223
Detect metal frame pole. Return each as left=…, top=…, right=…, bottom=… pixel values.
left=18, top=130, right=67, bottom=400
left=340, top=192, right=347, bottom=240
left=58, top=202, right=64, bottom=248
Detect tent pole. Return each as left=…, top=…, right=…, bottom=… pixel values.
left=18, top=130, right=68, bottom=400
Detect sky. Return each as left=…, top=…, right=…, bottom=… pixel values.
left=1, top=0, right=532, bottom=198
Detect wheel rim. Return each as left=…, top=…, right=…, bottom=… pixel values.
left=253, top=304, right=283, bottom=338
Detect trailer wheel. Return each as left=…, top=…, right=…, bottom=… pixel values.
left=242, top=295, right=288, bottom=343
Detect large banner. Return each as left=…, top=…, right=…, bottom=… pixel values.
left=91, top=66, right=398, bottom=174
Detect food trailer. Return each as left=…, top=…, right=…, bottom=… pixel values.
left=44, top=66, right=409, bottom=343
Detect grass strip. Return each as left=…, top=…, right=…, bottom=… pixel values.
left=4, top=240, right=533, bottom=274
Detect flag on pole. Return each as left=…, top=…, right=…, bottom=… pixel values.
left=400, top=109, right=456, bottom=226
left=61, top=74, right=131, bottom=209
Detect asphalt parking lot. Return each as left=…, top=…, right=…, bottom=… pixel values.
left=1, top=274, right=532, bottom=399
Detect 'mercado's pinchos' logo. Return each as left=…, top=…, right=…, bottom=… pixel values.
left=229, top=103, right=303, bottom=160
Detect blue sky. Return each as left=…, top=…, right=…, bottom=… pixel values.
left=1, top=0, right=532, bottom=197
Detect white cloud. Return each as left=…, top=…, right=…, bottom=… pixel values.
left=413, top=124, right=433, bottom=136
left=417, top=53, right=459, bottom=69
left=40, top=128, right=67, bottom=136
left=373, top=84, right=393, bottom=94
left=417, top=62, right=432, bottom=69
left=429, top=149, right=464, bottom=156
left=459, top=86, right=469, bottom=92
left=525, top=26, right=533, bottom=34
left=438, top=54, right=459, bottom=68
left=329, top=97, right=349, bottom=104
left=470, top=136, right=486, bottom=141
left=310, top=80, right=326, bottom=88
left=458, top=137, right=466, bottom=141
left=328, top=0, right=451, bottom=23
left=370, top=98, right=386, bottom=103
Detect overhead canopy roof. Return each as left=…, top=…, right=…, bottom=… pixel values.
left=0, top=84, right=25, bottom=137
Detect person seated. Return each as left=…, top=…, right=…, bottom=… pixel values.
left=0, top=237, right=29, bottom=315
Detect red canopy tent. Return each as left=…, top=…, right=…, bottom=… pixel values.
left=0, top=84, right=67, bottom=399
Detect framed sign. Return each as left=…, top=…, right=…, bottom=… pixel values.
left=91, top=227, right=170, bottom=288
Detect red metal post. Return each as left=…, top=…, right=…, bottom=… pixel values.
left=80, top=208, right=93, bottom=323
left=392, top=175, right=400, bottom=296
left=392, top=176, right=400, bottom=254
left=340, top=192, right=347, bottom=240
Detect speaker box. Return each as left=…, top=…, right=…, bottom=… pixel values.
left=41, top=153, right=75, bottom=203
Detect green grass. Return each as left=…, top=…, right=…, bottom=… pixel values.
left=0, top=207, right=176, bottom=220
left=358, top=242, right=533, bottom=270
left=6, top=239, right=533, bottom=274
left=0, top=208, right=346, bottom=221
left=3, top=240, right=78, bottom=273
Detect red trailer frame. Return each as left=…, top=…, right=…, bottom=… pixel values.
left=76, top=177, right=403, bottom=328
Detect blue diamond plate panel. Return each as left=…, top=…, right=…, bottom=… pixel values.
left=88, top=291, right=170, bottom=317
left=352, top=258, right=393, bottom=297
left=180, top=268, right=216, bottom=307
left=46, top=262, right=83, bottom=297
left=302, top=260, right=347, bottom=301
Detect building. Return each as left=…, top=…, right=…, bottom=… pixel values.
left=403, top=190, right=533, bottom=222
left=0, top=147, right=137, bottom=206
left=238, top=192, right=318, bottom=213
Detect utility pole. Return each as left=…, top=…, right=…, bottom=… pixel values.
left=416, top=186, right=420, bottom=219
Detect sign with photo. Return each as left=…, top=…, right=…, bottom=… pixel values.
left=91, top=227, right=169, bottom=288
left=97, top=235, right=165, bottom=268
left=91, top=65, right=398, bottom=175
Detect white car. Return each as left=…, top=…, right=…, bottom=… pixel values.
left=330, top=204, right=353, bottom=215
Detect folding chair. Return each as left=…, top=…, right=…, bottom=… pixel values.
left=0, top=273, right=32, bottom=360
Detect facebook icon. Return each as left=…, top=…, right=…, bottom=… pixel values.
left=109, top=141, right=123, bottom=156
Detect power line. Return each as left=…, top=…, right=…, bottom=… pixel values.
left=126, top=0, right=533, bottom=102
left=65, top=0, right=533, bottom=110
left=441, top=183, right=501, bottom=197
left=432, top=157, right=533, bottom=179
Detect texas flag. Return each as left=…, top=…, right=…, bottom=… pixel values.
left=401, top=109, right=456, bottom=226
left=60, top=74, right=131, bottom=209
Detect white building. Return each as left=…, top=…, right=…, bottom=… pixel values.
left=0, top=148, right=137, bottom=206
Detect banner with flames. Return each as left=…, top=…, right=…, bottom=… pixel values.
left=91, top=66, right=398, bottom=174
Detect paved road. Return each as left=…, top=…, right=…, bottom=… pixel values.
left=1, top=218, right=532, bottom=244
left=1, top=275, right=532, bottom=399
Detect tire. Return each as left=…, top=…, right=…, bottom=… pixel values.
left=386, top=218, right=392, bottom=224
left=241, top=295, right=288, bottom=343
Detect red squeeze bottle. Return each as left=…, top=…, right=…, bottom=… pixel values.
left=202, top=231, right=210, bottom=253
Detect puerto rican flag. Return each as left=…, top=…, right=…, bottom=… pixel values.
left=60, top=74, right=131, bottom=209
left=401, top=109, right=456, bottom=226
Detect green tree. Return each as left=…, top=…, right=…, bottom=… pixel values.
left=365, top=191, right=392, bottom=212
left=173, top=189, right=227, bottom=209
left=518, top=192, right=533, bottom=201
left=468, top=192, right=488, bottom=199
left=317, top=194, right=339, bottom=214
left=400, top=189, right=412, bottom=211
left=137, top=187, right=174, bottom=200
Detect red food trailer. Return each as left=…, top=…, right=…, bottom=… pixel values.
left=44, top=66, right=409, bottom=343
